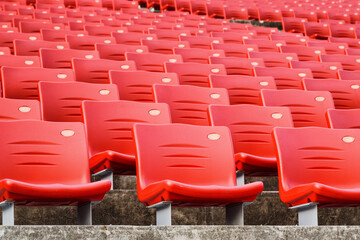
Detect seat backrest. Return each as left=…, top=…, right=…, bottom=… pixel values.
left=303, top=78, right=360, bottom=109
left=39, top=81, right=119, bottom=122
left=165, top=62, right=226, bottom=87
left=0, top=55, right=41, bottom=68
left=14, top=39, right=69, bottom=56
left=212, top=43, right=259, bottom=58
left=281, top=45, right=325, bottom=61
left=82, top=100, right=171, bottom=157
left=262, top=89, right=335, bottom=127
left=95, top=43, right=148, bottom=61
left=134, top=123, right=237, bottom=189
left=72, top=58, right=136, bottom=83
left=209, top=56, right=264, bottom=76
left=65, top=35, right=116, bottom=50
left=173, top=47, right=225, bottom=64
left=273, top=127, right=360, bottom=192
left=209, top=75, right=276, bottom=105
left=338, top=70, right=360, bottom=80
left=282, top=17, right=306, bottom=33
left=19, top=21, right=65, bottom=33
left=41, top=29, right=87, bottom=42
left=0, top=120, right=91, bottom=185
left=304, top=21, right=330, bottom=37
left=330, top=24, right=356, bottom=38
left=249, top=51, right=298, bottom=68
left=153, top=84, right=229, bottom=125
left=112, top=32, right=157, bottom=45
left=0, top=98, right=41, bottom=120
left=40, top=48, right=100, bottom=68
left=209, top=104, right=293, bottom=157
left=291, top=60, right=342, bottom=79
left=327, top=109, right=360, bottom=129
left=141, top=39, right=190, bottom=55
left=321, top=54, right=360, bottom=71
left=2, top=67, right=74, bottom=99
left=126, top=52, right=182, bottom=72
left=179, top=35, right=223, bottom=49
left=109, top=70, right=179, bottom=102
left=307, top=41, right=347, bottom=55
left=255, top=66, right=313, bottom=90
left=243, top=39, right=285, bottom=52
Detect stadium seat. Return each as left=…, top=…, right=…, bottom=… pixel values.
left=258, top=8, right=282, bottom=22
left=190, top=0, right=207, bottom=15
left=126, top=52, right=182, bottom=72
left=327, top=109, right=360, bottom=129
left=0, top=98, right=41, bottom=120
left=211, top=32, right=255, bottom=45
left=307, top=41, right=348, bottom=55
left=303, top=78, right=360, bottom=109
left=165, top=62, right=226, bottom=87
left=0, top=120, right=111, bottom=225
left=2, top=67, right=74, bottom=99
left=153, top=84, right=229, bottom=125
left=95, top=43, right=148, bottom=61
left=39, top=81, right=119, bottom=122
left=338, top=70, right=360, bottom=80
left=82, top=100, right=171, bottom=188
left=113, top=0, right=138, bottom=10
left=273, top=127, right=360, bottom=226
left=109, top=70, right=179, bottom=102
left=149, top=29, right=191, bottom=41
left=224, top=6, right=248, bottom=20
left=329, top=37, right=360, bottom=49
left=209, top=56, right=264, bottom=76
left=179, top=35, right=223, bottom=49
left=346, top=48, right=360, bottom=56
left=84, top=25, right=127, bottom=37
left=304, top=22, right=330, bottom=39
left=282, top=17, right=307, bottom=34
left=255, top=67, right=313, bottom=90
left=13, top=39, right=69, bottom=56
left=206, top=2, right=225, bottom=18
left=209, top=75, right=276, bottom=105
left=321, top=54, right=360, bottom=71
left=270, top=34, right=308, bottom=46
left=330, top=24, right=356, bottom=38
left=212, top=43, right=258, bottom=58
left=72, top=58, right=136, bottom=83
left=243, top=39, right=285, bottom=52
left=112, top=32, right=157, bottom=46
left=294, top=10, right=317, bottom=22
left=40, top=48, right=100, bottom=68
left=173, top=47, right=225, bottom=64
left=261, top=89, right=334, bottom=127
left=66, top=35, right=116, bottom=50
left=141, top=39, right=190, bottom=54
left=291, top=61, right=342, bottom=79
left=0, top=32, right=42, bottom=52
left=19, top=21, right=65, bottom=33
left=133, top=123, right=263, bottom=225
left=248, top=52, right=298, bottom=68
left=280, top=45, right=325, bottom=61
left=209, top=104, right=293, bottom=178
left=41, top=29, right=87, bottom=42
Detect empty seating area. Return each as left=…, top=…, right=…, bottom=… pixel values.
left=1, top=0, right=360, bottom=237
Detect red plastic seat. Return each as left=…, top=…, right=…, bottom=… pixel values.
left=19, top=21, right=65, bottom=33
left=243, top=39, right=285, bottom=52
left=149, top=29, right=191, bottom=41
left=328, top=12, right=351, bottom=24
left=112, top=32, right=157, bottom=45
left=165, top=62, right=225, bottom=87
left=95, top=43, right=148, bottom=61
left=248, top=51, right=297, bottom=68
left=258, top=8, right=282, bottom=22
left=179, top=35, right=223, bottom=49
left=206, top=2, right=225, bottom=19
left=40, top=48, right=100, bottom=68
left=126, top=52, right=182, bottom=72
left=113, top=0, right=138, bottom=10
left=41, top=29, right=87, bottom=42
left=294, top=9, right=317, bottom=22
left=141, top=39, right=189, bottom=55
left=133, top=123, right=263, bottom=225
left=338, top=70, right=360, bottom=80
left=0, top=120, right=111, bottom=225
left=109, top=70, right=179, bottom=102
left=13, top=39, right=69, bottom=56
left=72, top=58, right=136, bottom=83
left=209, top=56, right=264, bottom=76
left=66, top=35, right=115, bottom=50
left=270, top=34, right=308, bottom=46
left=327, top=109, right=360, bottom=129
left=247, top=26, right=278, bottom=38
left=273, top=127, right=360, bottom=225
left=211, top=43, right=258, bottom=58
left=76, top=0, right=101, bottom=8
left=291, top=60, right=342, bottom=79
left=255, top=67, right=313, bottom=90
left=307, top=41, right=348, bottom=55
left=346, top=48, right=360, bottom=56
left=0, top=98, right=41, bottom=120
left=304, top=22, right=330, bottom=39
left=173, top=47, right=224, bottom=64
left=330, top=24, right=356, bottom=38
left=209, top=75, right=276, bottom=105
left=153, top=84, right=229, bottom=125
left=2, top=67, right=74, bottom=99
left=0, top=32, right=42, bottom=52
left=82, top=100, right=171, bottom=183
left=190, top=0, right=207, bottom=15
left=211, top=32, right=255, bottom=44
left=329, top=37, right=360, bottom=49
left=39, top=81, right=119, bottom=122
left=224, top=6, right=248, bottom=20
left=282, top=17, right=306, bottom=33
left=321, top=54, right=360, bottom=71
left=261, top=89, right=334, bottom=127
left=303, top=78, right=360, bottom=109
left=209, top=104, right=293, bottom=176
left=281, top=45, right=325, bottom=61
left=85, top=25, right=127, bottom=37
left=160, top=0, right=175, bottom=10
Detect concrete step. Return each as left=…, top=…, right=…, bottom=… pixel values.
left=1, top=225, right=360, bottom=240
left=3, top=190, right=360, bottom=225
left=112, top=175, right=279, bottom=191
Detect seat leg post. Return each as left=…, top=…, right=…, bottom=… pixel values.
left=156, top=203, right=171, bottom=226
left=226, top=203, right=244, bottom=225
left=78, top=202, right=92, bottom=225
left=298, top=203, right=318, bottom=226
left=236, top=171, right=245, bottom=186
left=1, top=201, right=14, bottom=226
left=101, top=171, right=113, bottom=190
